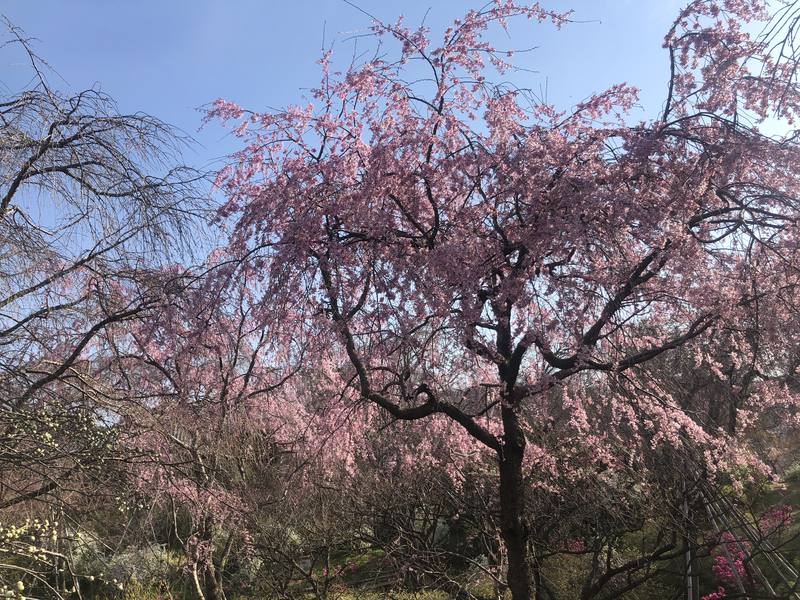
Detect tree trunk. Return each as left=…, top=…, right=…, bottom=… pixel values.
left=532, top=551, right=547, bottom=600
left=191, top=564, right=206, bottom=600
left=199, top=515, right=226, bottom=600
left=204, top=563, right=224, bottom=600
left=499, top=405, right=532, bottom=600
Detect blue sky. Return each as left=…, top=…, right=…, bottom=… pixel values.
left=1, top=1, right=685, bottom=169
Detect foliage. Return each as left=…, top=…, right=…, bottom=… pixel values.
left=3, top=2, right=800, bottom=600
left=209, top=0, right=800, bottom=598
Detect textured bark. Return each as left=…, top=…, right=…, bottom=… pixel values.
left=499, top=404, right=532, bottom=600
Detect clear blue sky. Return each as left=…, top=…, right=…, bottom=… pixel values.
left=1, top=1, right=685, bottom=169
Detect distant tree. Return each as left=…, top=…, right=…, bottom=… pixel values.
left=211, top=1, right=800, bottom=598
left=108, top=278, right=296, bottom=600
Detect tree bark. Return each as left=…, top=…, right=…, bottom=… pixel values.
left=191, top=564, right=206, bottom=600
left=499, top=404, right=532, bottom=600
left=204, top=563, right=224, bottom=600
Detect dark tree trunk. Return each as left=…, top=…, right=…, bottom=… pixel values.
left=199, top=515, right=226, bottom=600
left=204, top=563, right=224, bottom=600
left=532, top=552, right=547, bottom=600
left=499, top=404, right=532, bottom=600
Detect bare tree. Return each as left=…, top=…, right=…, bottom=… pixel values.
left=0, top=21, right=208, bottom=597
